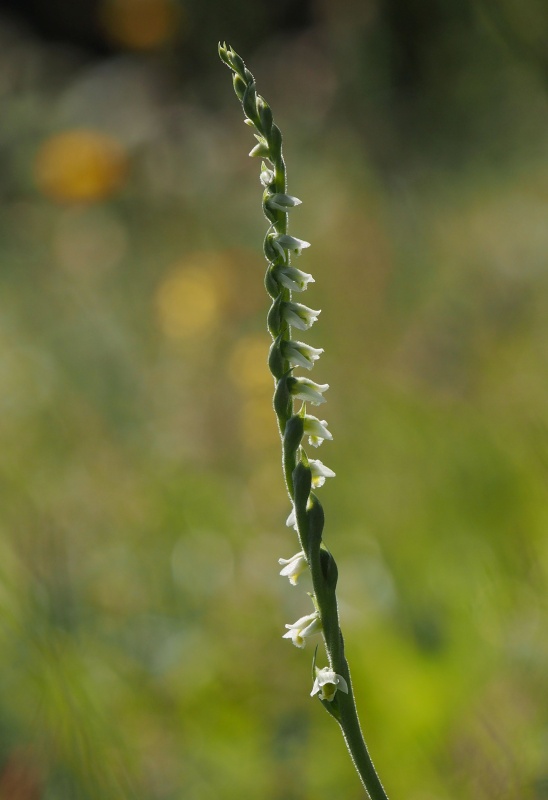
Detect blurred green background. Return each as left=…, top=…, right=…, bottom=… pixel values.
left=0, top=0, right=547, bottom=798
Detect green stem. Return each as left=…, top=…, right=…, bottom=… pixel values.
left=337, top=683, right=389, bottom=800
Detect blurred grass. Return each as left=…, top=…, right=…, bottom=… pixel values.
left=0, top=2, right=548, bottom=798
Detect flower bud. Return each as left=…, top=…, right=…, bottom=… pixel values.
left=265, top=193, right=302, bottom=212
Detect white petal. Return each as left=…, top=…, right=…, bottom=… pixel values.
left=286, top=508, right=297, bottom=530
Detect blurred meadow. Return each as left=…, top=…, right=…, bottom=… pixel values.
left=0, top=0, right=548, bottom=798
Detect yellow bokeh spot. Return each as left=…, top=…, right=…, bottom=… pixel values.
left=100, top=0, right=180, bottom=51
left=227, top=334, right=272, bottom=394
left=156, top=266, right=220, bottom=340
left=35, top=130, right=127, bottom=204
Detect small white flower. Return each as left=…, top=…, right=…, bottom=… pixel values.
left=281, top=301, right=321, bottom=331
left=309, top=459, right=336, bottom=488
left=272, top=234, right=311, bottom=261
left=311, top=667, right=349, bottom=701
left=290, top=378, right=329, bottom=406
left=283, top=611, right=322, bottom=648
left=303, top=415, right=332, bottom=447
left=266, top=193, right=302, bottom=212
left=278, top=551, right=308, bottom=585
left=282, top=340, right=324, bottom=370
left=275, top=266, right=315, bottom=293
left=286, top=508, right=298, bottom=530
left=260, top=162, right=275, bottom=187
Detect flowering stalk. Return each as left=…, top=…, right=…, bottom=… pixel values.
left=219, top=43, right=389, bottom=800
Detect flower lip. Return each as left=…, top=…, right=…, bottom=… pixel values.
left=311, top=667, right=349, bottom=701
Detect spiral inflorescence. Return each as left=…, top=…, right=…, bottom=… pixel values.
left=219, top=44, right=390, bottom=799
left=218, top=43, right=336, bottom=570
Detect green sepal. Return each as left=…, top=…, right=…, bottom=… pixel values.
left=306, top=493, right=325, bottom=557
left=262, top=192, right=278, bottom=225
left=268, top=124, right=283, bottom=162
left=218, top=42, right=231, bottom=67
left=242, top=81, right=258, bottom=123
left=268, top=335, right=285, bottom=380
left=273, top=374, right=291, bottom=421
left=267, top=294, right=283, bottom=336
left=311, top=645, right=319, bottom=682
left=264, top=233, right=278, bottom=262
left=319, top=547, right=338, bottom=590
left=319, top=693, right=342, bottom=722
left=283, top=414, right=305, bottom=459
left=233, top=73, right=247, bottom=101
left=258, top=96, right=273, bottom=135
left=292, top=459, right=312, bottom=523
left=229, top=49, right=246, bottom=77
left=264, top=265, right=278, bottom=298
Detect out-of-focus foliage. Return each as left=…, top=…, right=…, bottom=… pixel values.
left=0, top=1, right=547, bottom=798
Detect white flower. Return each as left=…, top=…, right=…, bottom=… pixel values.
left=275, top=266, right=315, bottom=292
left=311, top=667, right=349, bottom=701
left=278, top=551, right=308, bottom=585
left=266, top=193, right=302, bottom=212
left=286, top=508, right=297, bottom=530
left=281, top=301, right=321, bottom=331
left=282, top=340, right=324, bottom=370
left=289, top=378, right=329, bottom=406
left=309, top=459, right=336, bottom=488
left=260, top=162, right=275, bottom=186
left=272, top=234, right=311, bottom=261
left=283, top=611, right=322, bottom=648
left=303, top=415, right=332, bottom=447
